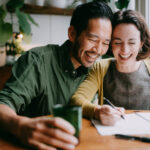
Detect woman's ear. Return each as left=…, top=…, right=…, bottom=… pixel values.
left=139, top=41, right=144, bottom=52
left=68, top=26, right=76, bottom=43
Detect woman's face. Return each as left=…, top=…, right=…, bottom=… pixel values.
left=111, top=23, right=143, bottom=72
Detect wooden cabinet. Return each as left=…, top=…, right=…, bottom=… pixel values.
left=0, top=66, right=12, bottom=90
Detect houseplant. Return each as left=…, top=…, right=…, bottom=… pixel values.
left=0, top=0, right=38, bottom=50
left=0, top=0, right=38, bottom=65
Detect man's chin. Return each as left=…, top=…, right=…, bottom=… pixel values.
left=83, top=62, right=94, bottom=68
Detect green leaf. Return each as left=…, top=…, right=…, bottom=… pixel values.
left=0, top=22, right=12, bottom=46
left=0, top=5, right=7, bottom=22
left=16, top=8, right=31, bottom=35
left=93, top=0, right=111, bottom=3
left=115, top=0, right=130, bottom=10
left=26, top=14, right=38, bottom=26
left=6, top=0, right=24, bottom=12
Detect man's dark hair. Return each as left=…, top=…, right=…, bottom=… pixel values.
left=70, top=1, right=113, bottom=36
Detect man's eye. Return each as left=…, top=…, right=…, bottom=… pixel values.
left=89, top=39, right=97, bottom=42
left=103, top=42, right=110, bottom=46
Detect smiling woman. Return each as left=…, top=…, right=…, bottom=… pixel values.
left=112, top=23, right=142, bottom=73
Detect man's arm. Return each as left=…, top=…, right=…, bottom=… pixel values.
left=0, top=104, right=78, bottom=150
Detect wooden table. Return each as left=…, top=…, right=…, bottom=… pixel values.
left=0, top=117, right=150, bottom=150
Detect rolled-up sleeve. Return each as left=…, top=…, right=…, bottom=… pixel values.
left=0, top=50, right=44, bottom=114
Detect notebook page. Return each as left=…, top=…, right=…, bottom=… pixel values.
left=92, top=113, right=150, bottom=136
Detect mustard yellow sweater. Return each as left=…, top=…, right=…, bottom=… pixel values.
left=70, top=58, right=150, bottom=118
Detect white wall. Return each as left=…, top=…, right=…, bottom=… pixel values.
left=136, top=0, right=150, bottom=30
left=23, top=14, right=71, bottom=50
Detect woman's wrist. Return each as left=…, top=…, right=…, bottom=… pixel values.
left=94, top=105, right=101, bottom=120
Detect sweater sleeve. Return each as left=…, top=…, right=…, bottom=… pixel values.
left=70, top=62, right=103, bottom=118
left=70, top=58, right=113, bottom=118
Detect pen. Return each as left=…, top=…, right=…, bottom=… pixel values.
left=103, top=97, right=125, bottom=120
left=115, top=134, right=150, bottom=143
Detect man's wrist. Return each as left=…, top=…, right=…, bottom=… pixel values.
left=10, top=115, right=29, bottom=137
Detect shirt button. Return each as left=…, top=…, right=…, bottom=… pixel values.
left=72, top=71, right=76, bottom=74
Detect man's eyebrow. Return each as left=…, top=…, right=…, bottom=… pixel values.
left=87, top=33, right=99, bottom=38
left=87, top=33, right=111, bottom=42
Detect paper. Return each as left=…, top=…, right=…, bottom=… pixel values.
left=92, top=112, right=150, bottom=136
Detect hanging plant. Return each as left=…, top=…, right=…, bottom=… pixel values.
left=0, top=0, right=38, bottom=46
left=115, top=0, right=130, bottom=10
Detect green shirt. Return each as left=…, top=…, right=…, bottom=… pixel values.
left=0, top=40, right=88, bottom=117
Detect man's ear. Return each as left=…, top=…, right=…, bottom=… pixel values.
left=68, top=26, right=76, bottom=43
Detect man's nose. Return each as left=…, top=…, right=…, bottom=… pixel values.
left=93, top=42, right=102, bottom=55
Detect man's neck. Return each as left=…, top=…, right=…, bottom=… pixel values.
left=69, top=50, right=81, bottom=69
left=71, top=56, right=81, bottom=69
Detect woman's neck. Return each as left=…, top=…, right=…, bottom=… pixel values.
left=116, top=61, right=142, bottom=73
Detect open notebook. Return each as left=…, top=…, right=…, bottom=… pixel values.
left=92, top=112, right=150, bottom=136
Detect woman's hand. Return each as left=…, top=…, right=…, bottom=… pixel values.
left=94, top=105, right=125, bottom=126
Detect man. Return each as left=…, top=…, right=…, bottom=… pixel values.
left=0, top=1, right=113, bottom=150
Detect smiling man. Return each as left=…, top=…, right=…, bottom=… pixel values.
left=0, top=1, right=113, bottom=150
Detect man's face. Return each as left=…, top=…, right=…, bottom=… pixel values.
left=72, top=18, right=112, bottom=68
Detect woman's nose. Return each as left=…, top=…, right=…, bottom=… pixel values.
left=121, top=43, right=130, bottom=53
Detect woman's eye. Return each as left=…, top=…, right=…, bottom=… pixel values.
left=129, top=43, right=135, bottom=45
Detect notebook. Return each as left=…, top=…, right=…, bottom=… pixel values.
left=92, top=112, right=150, bottom=136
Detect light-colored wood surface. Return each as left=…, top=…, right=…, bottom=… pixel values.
left=0, top=114, right=150, bottom=150
left=75, top=118, right=150, bottom=150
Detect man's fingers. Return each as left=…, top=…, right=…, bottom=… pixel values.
left=43, top=128, right=78, bottom=145
left=29, top=132, right=76, bottom=150
left=41, top=117, right=75, bottom=134
left=29, top=139, right=57, bottom=150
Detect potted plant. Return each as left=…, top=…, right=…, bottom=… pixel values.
left=0, top=0, right=38, bottom=65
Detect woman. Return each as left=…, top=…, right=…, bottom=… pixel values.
left=70, top=10, right=150, bottom=125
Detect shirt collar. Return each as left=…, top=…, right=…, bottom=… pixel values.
left=59, top=40, right=90, bottom=77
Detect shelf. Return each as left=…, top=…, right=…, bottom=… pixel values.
left=22, top=4, right=74, bottom=16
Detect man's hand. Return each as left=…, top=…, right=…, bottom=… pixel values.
left=94, top=105, right=125, bottom=126
left=16, top=116, right=78, bottom=150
